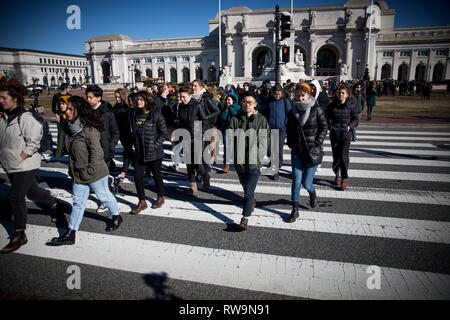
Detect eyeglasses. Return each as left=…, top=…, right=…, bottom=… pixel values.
left=242, top=101, right=254, bottom=105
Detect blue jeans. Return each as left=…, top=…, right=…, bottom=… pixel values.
left=69, top=175, right=120, bottom=231
left=237, top=170, right=261, bottom=217
left=291, top=152, right=317, bottom=203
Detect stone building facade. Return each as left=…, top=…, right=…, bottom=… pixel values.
left=85, top=0, right=450, bottom=86
left=0, top=47, right=88, bottom=87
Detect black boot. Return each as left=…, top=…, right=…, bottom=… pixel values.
left=51, top=229, right=75, bottom=245
left=287, top=203, right=299, bottom=223
left=309, top=191, right=317, bottom=208
left=105, top=215, right=123, bottom=232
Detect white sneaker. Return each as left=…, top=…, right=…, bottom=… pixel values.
left=96, top=203, right=108, bottom=213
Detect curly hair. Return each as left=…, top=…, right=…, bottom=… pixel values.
left=68, top=95, right=104, bottom=132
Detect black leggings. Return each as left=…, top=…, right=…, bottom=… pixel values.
left=7, top=169, right=56, bottom=230
left=331, top=139, right=351, bottom=181
left=134, top=158, right=164, bottom=200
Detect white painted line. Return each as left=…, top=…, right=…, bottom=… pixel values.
left=1, top=171, right=449, bottom=206
left=1, top=224, right=448, bottom=300
left=17, top=163, right=450, bottom=183
left=356, top=130, right=450, bottom=136
left=8, top=184, right=447, bottom=244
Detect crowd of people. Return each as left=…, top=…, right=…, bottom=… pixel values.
left=0, top=75, right=372, bottom=252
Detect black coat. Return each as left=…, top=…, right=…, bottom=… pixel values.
left=131, top=108, right=168, bottom=163
left=95, top=100, right=120, bottom=163
left=178, top=98, right=207, bottom=138
left=286, top=103, right=328, bottom=157
left=112, top=102, right=132, bottom=143
left=198, top=92, right=221, bottom=129
left=155, top=95, right=175, bottom=127
left=325, top=98, right=359, bottom=142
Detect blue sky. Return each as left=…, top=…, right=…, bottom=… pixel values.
left=0, top=0, right=449, bottom=55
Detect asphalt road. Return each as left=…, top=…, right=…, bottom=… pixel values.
left=1, top=124, right=450, bottom=301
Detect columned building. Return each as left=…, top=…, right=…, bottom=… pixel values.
left=0, top=47, right=89, bottom=86
left=85, top=0, right=450, bottom=86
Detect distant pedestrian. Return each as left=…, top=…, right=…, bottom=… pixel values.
left=51, top=96, right=123, bottom=246
left=129, top=91, right=168, bottom=214
left=177, top=86, right=210, bottom=195
left=86, top=85, right=120, bottom=213
left=366, top=81, right=377, bottom=120
left=54, top=95, right=70, bottom=158
left=220, top=92, right=241, bottom=173
left=260, top=84, right=291, bottom=180
left=112, top=88, right=134, bottom=183
left=326, top=85, right=359, bottom=191
left=351, top=83, right=365, bottom=141
left=0, top=79, right=68, bottom=253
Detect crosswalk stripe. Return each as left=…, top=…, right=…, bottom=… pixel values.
left=1, top=171, right=448, bottom=205
left=18, top=162, right=450, bottom=183
left=10, top=185, right=448, bottom=244
left=1, top=223, right=448, bottom=300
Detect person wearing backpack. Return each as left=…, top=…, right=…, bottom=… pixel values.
left=0, top=79, right=68, bottom=254
left=260, top=84, right=291, bottom=180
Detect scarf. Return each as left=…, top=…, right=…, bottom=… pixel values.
left=68, top=117, right=84, bottom=135
left=293, top=97, right=315, bottom=126
left=192, top=88, right=206, bottom=102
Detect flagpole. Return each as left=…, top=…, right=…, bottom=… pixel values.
left=219, top=0, right=222, bottom=77
left=364, top=0, right=373, bottom=81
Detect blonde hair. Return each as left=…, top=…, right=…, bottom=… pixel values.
left=295, top=82, right=311, bottom=95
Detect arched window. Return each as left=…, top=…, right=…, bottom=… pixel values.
left=252, top=46, right=272, bottom=77
left=316, top=47, right=338, bottom=76
left=196, top=67, right=203, bottom=81
left=415, top=64, right=426, bottom=81
left=170, top=68, right=177, bottom=83
left=398, top=64, right=408, bottom=81
left=381, top=64, right=392, bottom=80
left=146, top=68, right=152, bottom=78
left=208, top=66, right=216, bottom=83
left=182, top=67, right=190, bottom=83
left=158, top=68, right=165, bottom=81
left=432, top=63, right=444, bottom=82
left=101, top=61, right=111, bottom=83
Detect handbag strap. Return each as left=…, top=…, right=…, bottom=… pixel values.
left=299, top=125, right=311, bottom=154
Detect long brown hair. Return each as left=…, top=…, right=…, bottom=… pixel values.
left=114, top=88, right=129, bottom=107
left=136, top=91, right=156, bottom=112
left=0, top=79, right=27, bottom=107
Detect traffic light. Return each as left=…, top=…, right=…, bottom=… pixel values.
left=282, top=46, right=290, bottom=63
left=280, top=13, right=291, bottom=40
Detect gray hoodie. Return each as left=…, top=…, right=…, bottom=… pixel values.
left=0, top=109, right=43, bottom=173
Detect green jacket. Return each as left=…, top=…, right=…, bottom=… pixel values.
left=228, top=111, right=270, bottom=172
left=65, top=126, right=109, bottom=184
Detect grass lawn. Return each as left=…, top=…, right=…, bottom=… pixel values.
left=31, top=90, right=450, bottom=118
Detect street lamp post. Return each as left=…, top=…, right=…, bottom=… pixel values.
left=64, top=65, right=69, bottom=84
left=46, top=73, right=50, bottom=95
left=85, top=63, right=89, bottom=84
left=356, top=59, right=361, bottom=80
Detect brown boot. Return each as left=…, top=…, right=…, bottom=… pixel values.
left=185, top=182, right=198, bottom=195
left=222, top=164, right=230, bottom=173
left=1, top=230, right=28, bottom=254
left=130, top=200, right=148, bottom=215
left=151, top=196, right=165, bottom=209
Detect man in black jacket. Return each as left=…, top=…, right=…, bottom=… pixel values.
left=86, top=85, right=120, bottom=171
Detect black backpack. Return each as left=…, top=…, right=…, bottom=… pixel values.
left=18, top=109, right=53, bottom=154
